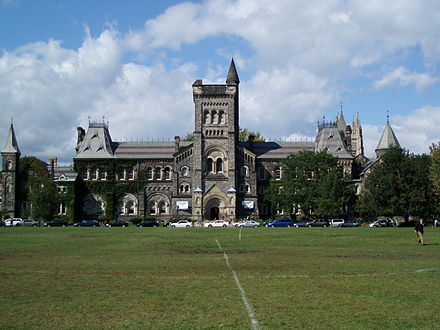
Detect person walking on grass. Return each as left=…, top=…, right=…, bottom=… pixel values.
left=415, top=218, right=425, bottom=245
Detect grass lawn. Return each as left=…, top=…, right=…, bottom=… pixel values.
left=1, top=226, right=439, bottom=329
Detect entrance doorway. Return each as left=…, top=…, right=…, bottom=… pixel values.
left=210, top=207, right=219, bottom=220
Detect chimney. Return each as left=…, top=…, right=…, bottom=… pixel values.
left=248, top=134, right=255, bottom=151
left=174, top=136, right=181, bottom=152
left=49, top=157, right=57, bottom=179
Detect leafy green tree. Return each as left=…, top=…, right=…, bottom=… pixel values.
left=265, top=150, right=354, bottom=219
left=239, top=128, right=265, bottom=142
left=19, top=157, right=58, bottom=221
left=429, top=142, right=440, bottom=198
left=359, top=147, right=438, bottom=219
left=182, top=132, right=193, bottom=141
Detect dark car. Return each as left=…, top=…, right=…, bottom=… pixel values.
left=23, top=219, right=39, bottom=227
left=44, top=220, right=69, bottom=227
left=0, top=220, right=6, bottom=227
left=74, top=220, right=99, bottom=227
left=266, top=218, right=293, bottom=227
left=307, top=219, right=329, bottom=227
left=338, top=221, right=360, bottom=227
left=137, top=220, right=159, bottom=227
left=109, top=221, right=129, bottom=227
left=293, top=221, right=309, bottom=227
left=369, top=219, right=396, bottom=228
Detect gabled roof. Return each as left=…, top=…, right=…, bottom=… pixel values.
left=48, top=164, right=78, bottom=182
left=376, top=120, right=400, bottom=151
left=2, top=123, right=20, bottom=154
left=75, top=122, right=113, bottom=159
left=315, top=126, right=353, bottom=159
left=226, top=58, right=240, bottom=85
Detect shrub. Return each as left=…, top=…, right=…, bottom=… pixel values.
left=130, top=217, right=143, bottom=225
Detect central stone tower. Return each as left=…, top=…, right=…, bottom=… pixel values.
left=191, top=59, right=240, bottom=221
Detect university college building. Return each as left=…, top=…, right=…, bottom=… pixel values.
left=1, top=60, right=400, bottom=222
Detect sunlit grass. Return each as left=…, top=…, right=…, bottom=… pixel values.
left=1, top=227, right=439, bottom=329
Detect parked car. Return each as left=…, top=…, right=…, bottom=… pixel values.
left=22, top=219, right=39, bottom=227
left=328, top=219, right=345, bottom=227
left=137, top=220, right=160, bottom=227
left=369, top=219, right=395, bottom=227
left=293, top=221, right=309, bottom=227
left=4, top=218, right=24, bottom=226
left=239, top=220, right=260, bottom=228
left=0, top=220, right=6, bottom=227
left=338, top=221, right=360, bottom=227
left=170, top=220, right=193, bottom=228
left=74, top=220, right=99, bottom=227
left=109, top=221, right=129, bottom=227
left=204, top=220, right=229, bottom=227
left=44, top=220, right=69, bottom=227
left=307, top=219, right=329, bottom=227
left=266, top=218, right=293, bottom=227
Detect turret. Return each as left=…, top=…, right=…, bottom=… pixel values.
left=375, top=116, right=401, bottom=158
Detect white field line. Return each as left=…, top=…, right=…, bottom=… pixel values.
left=216, top=239, right=260, bottom=330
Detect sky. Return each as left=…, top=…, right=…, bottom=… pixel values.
left=1, top=0, right=440, bottom=163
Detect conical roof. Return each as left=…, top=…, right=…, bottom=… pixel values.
left=337, top=112, right=347, bottom=132
left=226, top=58, right=240, bottom=85
left=376, top=120, right=400, bottom=151
left=2, top=123, right=20, bottom=154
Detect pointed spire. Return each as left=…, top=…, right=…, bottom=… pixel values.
left=2, top=123, right=20, bottom=154
left=376, top=117, right=401, bottom=155
left=337, top=110, right=347, bottom=132
left=226, top=58, right=240, bottom=85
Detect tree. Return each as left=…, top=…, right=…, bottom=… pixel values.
left=239, top=128, right=265, bottom=142
left=182, top=132, right=193, bottom=141
left=19, top=157, right=58, bottom=221
left=358, top=147, right=439, bottom=219
left=429, top=142, right=440, bottom=197
left=265, top=150, right=354, bottom=219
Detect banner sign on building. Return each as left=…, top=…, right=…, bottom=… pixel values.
left=242, top=201, right=254, bottom=209
left=176, top=201, right=189, bottom=210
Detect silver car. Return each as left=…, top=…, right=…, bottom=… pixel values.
left=238, top=220, right=260, bottom=228
left=23, top=219, right=39, bottom=227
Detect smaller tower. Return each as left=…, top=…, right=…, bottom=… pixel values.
left=351, top=113, right=364, bottom=157
left=375, top=115, right=401, bottom=158
left=1, top=122, right=21, bottom=217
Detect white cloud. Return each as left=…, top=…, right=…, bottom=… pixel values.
left=373, top=67, right=438, bottom=92
left=362, top=106, right=440, bottom=158
left=2, top=0, right=440, bottom=163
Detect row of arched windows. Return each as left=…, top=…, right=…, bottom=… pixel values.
left=146, top=166, right=172, bottom=181
left=204, top=110, right=226, bottom=125
left=206, top=158, right=223, bottom=173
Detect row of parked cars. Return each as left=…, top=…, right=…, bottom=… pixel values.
left=0, top=216, right=417, bottom=229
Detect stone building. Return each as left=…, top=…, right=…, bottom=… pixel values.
left=0, top=60, right=401, bottom=221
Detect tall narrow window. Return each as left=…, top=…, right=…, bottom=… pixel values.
left=206, top=159, right=213, bottom=173
left=164, top=167, right=171, bottom=180
left=155, top=167, right=162, bottom=180
left=216, top=158, right=223, bottom=173
left=275, top=167, right=282, bottom=180
left=219, top=111, right=225, bottom=124
left=147, top=167, right=153, bottom=180
left=127, top=167, right=134, bottom=180
left=212, top=111, right=218, bottom=124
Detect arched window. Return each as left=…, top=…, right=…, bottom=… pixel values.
left=181, top=166, right=189, bottom=177
left=155, top=167, right=162, bottom=180
left=245, top=183, right=250, bottom=193
left=275, top=167, right=282, bottom=180
left=219, top=111, right=225, bottom=124
left=159, top=201, right=167, bottom=214
left=126, top=201, right=135, bottom=214
left=127, top=167, right=134, bottom=180
left=241, top=166, right=249, bottom=177
left=147, top=167, right=153, bottom=180
left=90, top=168, right=97, bottom=180
left=211, top=111, right=218, bottom=124
left=164, top=167, right=171, bottom=180
left=204, top=110, right=210, bottom=124
left=216, top=158, right=223, bottom=173
left=206, top=158, right=213, bottom=173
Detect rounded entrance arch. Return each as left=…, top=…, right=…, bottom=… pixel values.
left=204, top=197, right=225, bottom=220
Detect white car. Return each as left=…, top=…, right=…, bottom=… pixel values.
left=238, top=220, right=260, bottom=228
left=204, top=220, right=230, bottom=227
left=170, top=220, right=193, bottom=228
left=4, top=218, right=24, bottom=226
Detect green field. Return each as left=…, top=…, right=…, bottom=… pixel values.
left=1, top=227, right=439, bottom=329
